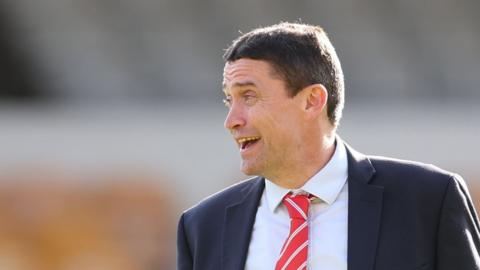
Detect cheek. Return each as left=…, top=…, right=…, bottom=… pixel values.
left=250, top=103, right=299, bottom=137
left=265, top=117, right=297, bottom=146
left=256, top=112, right=281, bottom=136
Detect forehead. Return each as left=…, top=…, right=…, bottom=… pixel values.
left=222, top=59, right=277, bottom=90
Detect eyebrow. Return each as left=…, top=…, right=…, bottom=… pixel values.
left=222, top=81, right=257, bottom=92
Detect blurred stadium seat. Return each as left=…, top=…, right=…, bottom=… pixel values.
left=0, top=168, right=176, bottom=270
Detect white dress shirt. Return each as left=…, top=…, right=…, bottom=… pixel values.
left=245, top=141, right=349, bottom=270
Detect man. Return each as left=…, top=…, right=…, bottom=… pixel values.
left=177, top=22, right=480, bottom=270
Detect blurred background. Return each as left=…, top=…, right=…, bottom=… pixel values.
left=0, top=0, right=479, bottom=269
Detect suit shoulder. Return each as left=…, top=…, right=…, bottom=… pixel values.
left=367, top=155, right=458, bottom=187
left=363, top=155, right=469, bottom=210
left=369, top=155, right=455, bottom=176
left=181, top=176, right=262, bottom=219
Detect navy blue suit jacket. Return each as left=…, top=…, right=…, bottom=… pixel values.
left=177, top=143, right=480, bottom=270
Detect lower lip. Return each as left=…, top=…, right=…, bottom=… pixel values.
left=240, top=140, right=260, bottom=156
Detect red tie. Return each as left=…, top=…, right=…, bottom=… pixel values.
left=275, top=193, right=311, bottom=270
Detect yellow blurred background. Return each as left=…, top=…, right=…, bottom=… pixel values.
left=0, top=168, right=176, bottom=269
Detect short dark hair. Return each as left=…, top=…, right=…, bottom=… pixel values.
left=223, top=22, right=344, bottom=126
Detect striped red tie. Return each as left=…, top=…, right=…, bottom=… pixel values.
left=275, top=193, right=311, bottom=270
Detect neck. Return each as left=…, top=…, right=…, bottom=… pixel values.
left=268, top=133, right=337, bottom=189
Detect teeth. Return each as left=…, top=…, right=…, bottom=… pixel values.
left=237, top=136, right=261, bottom=144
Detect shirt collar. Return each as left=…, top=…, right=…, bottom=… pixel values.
left=265, top=138, right=348, bottom=213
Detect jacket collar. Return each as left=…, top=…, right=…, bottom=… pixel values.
left=222, top=176, right=264, bottom=270
left=344, top=142, right=384, bottom=270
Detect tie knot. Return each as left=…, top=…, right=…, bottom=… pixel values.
left=282, top=193, right=312, bottom=220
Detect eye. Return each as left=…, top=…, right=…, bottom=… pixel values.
left=243, top=92, right=257, bottom=106
left=222, top=96, right=232, bottom=108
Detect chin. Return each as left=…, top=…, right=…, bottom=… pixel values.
left=240, top=161, right=262, bottom=176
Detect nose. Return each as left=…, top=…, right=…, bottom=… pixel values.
left=224, top=104, right=246, bottom=131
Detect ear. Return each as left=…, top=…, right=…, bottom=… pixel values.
left=304, top=84, right=328, bottom=117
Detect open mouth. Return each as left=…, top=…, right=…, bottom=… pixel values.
left=238, top=136, right=261, bottom=150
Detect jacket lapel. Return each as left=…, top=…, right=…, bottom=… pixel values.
left=222, top=177, right=265, bottom=270
left=345, top=143, right=384, bottom=270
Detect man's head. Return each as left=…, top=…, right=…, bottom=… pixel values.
left=222, top=22, right=344, bottom=185
left=223, top=22, right=344, bottom=127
